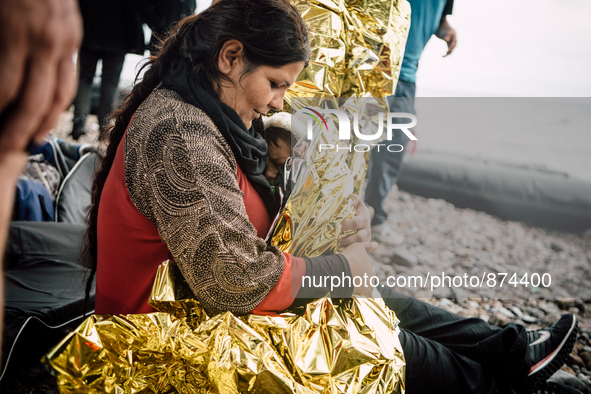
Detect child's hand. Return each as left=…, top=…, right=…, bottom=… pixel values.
left=339, top=194, right=372, bottom=247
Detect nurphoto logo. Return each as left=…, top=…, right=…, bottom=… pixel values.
left=296, top=107, right=417, bottom=153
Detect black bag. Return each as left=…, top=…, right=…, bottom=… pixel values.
left=1, top=222, right=94, bottom=379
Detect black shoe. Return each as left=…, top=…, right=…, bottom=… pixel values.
left=532, top=381, right=583, bottom=394
left=70, top=116, right=86, bottom=141
left=70, top=125, right=86, bottom=141
left=526, top=314, right=578, bottom=389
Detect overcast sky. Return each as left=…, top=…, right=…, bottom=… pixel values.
left=416, top=0, right=591, bottom=97
left=152, top=0, right=591, bottom=98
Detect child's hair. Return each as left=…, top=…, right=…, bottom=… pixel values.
left=265, top=125, right=296, bottom=148
left=263, top=112, right=306, bottom=147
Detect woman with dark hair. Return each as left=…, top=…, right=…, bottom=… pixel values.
left=85, top=1, right=578, bottom=393
left=87, top=0, right=376, bottom=317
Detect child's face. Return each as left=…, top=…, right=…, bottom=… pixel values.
left=264, top=139, right=291, bottom=183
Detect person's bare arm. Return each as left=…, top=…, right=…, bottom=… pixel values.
left=0, top=0, right=82, bottom=352
left=0, top=0, right=82, bottom=143
left=0, top=0, right=82, bottom=257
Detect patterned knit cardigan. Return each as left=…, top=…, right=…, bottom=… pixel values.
left=124, top=89, right=285, bottom=315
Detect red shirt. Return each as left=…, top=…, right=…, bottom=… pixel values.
left=96, top=132, right=305, bottom=315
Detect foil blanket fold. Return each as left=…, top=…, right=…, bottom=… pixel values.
left=44, top=263, right=405, bottom=394
left=287, top=0, right=410, bottom=100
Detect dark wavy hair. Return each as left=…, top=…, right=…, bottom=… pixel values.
left=84, top=0, right=310, bottom=307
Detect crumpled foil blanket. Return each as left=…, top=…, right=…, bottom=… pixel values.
left=286, top=0, right=410, bottom=100
left=43, top=261, right=405, bottom=394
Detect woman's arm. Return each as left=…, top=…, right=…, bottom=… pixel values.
left=125, top=93, right=288, bottom=316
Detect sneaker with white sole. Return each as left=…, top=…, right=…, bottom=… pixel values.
left=526, top=314, right=578, bottom=390
left=371, top=223, right=404, bottom=246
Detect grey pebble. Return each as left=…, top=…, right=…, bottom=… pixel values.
left=522, top=315, right=538, bottom=324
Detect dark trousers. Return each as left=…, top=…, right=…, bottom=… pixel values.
left=364, top=80, right=416, bottom=226
left=73, top=48, right=125, bottom=131
left=379, top=287, right=530, bottom=393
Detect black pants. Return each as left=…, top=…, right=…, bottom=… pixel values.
left=379, top=287, right=530, bottom=393
left=73, top=48, right=126, bottom=131
left=364, top=80, right=416, bottom=226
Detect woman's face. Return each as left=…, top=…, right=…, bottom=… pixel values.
left=217, top=41, right=305, bottom=128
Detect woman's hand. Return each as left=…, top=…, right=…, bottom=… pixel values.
left=339, top=194, right=372, bottom=248
left=341, top=241, right=378, bottom=296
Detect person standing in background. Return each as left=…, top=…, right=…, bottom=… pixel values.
left=71, top=0, right=144, bottom=141
left=364, top=0, right=457, bottom=246
left=139, top=0, right=197, bottom=54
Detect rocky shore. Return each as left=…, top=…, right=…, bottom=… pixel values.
left=371, top=185, right=591, bottom=392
